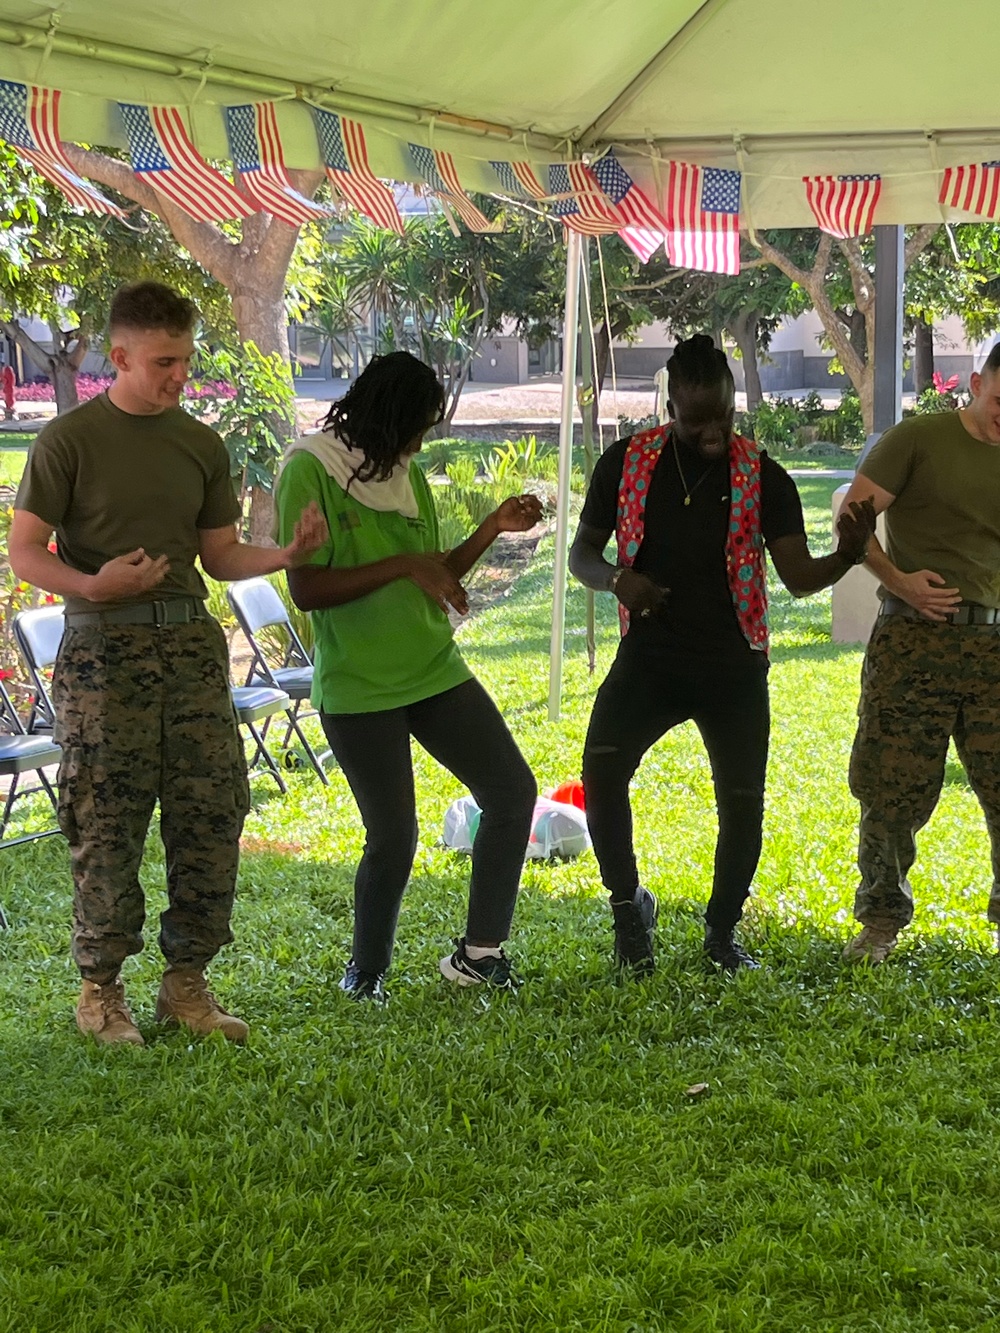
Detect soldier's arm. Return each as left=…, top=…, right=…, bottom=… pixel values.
left=842, top=472, right=961, bottom=622
left=197, top=502, right=328, bottom=581
left=8, top=510, right=169, bottom=602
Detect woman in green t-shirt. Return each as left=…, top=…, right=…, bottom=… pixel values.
left=276, top=352, right=542, bottom=1001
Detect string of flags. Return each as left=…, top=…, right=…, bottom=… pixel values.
left=4, top=77, right=1000, bottom=275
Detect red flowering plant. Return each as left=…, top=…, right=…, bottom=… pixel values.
left=915, top=370, right=969, bottom=414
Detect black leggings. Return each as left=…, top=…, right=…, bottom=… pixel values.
left=582, top=641, right=770, bottom=933
left=321, top=677, right=537, bottom=974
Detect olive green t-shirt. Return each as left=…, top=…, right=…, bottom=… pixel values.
left=275, top=450, right=471, bottom=715
left=861, top=411, right=1000, bottom=606
left=15, top=393, right=240, bottom=614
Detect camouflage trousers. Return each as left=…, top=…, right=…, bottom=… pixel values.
left=849, top=615, right=1000, bottom=929
left=51, top=617, right=251, bottom=983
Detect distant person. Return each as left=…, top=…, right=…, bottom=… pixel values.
left=275, top=351, right=542, bottom=1001
left=570, top=335, right=874, bottom=973
left=9, top=281, right=327, bottom=1045
left=839, top=346, right=1000, bottom=963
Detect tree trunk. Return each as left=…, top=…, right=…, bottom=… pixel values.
left=51, top=358, right=80, bottom=414
left=728, top=309, right=763, bottom=413
left=914, top=316, right=934, bottom=394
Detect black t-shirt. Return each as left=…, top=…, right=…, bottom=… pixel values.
left=580, top=433, right=806, bottom=667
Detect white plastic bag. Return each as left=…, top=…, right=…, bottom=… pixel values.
left=526, top=796, right=591, bottom=860
left=442, top=794, right=482, bottom=852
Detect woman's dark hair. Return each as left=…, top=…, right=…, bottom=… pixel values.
left=666, top=334, right=733, bottom=395
left=321, top=351, right=445, bottom=483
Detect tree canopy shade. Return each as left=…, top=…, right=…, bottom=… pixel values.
left=0, top=0, right=998, bottom=225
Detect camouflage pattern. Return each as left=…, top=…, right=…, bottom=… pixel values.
left=51, top=617, right=251, bottom=982
left=849, top=615, right=1000, bottom=928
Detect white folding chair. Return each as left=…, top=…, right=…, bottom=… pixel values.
left=228, top=577, right=329, bottom=783
left=0, top=675, right=62, bottom=927
left=13, top=603, right=292, bottom=795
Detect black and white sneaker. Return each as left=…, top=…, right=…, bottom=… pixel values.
left=439, top=938, right=517, bottom=990
left=704, top=927, right=760, bottom=973
left=611, top=886, right=658, bottom=975
left=339, top=960, right=388, bottom=1003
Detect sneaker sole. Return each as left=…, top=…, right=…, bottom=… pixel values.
left=439, top=954, right=515, bottom=989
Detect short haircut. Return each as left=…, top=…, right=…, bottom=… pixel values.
left=667, top=334, right=733, bottom=395
left=322, top=351, right=445, bottom=484
left=982, top=342, right=1000, bottom=374
left=108, top=282, right=198, bottom=336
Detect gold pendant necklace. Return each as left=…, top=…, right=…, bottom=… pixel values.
left=672, top=434, right=715, bottom=506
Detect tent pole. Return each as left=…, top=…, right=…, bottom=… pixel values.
left=872, top=225, right=904, bottom=434
left=547, top=228, right=583, bottom=722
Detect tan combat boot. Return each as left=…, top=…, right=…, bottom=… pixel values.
left=155, top=967, right=248, bottom=1043
left=76, top=977, right=145, bottom=1046
left=842, top=924, right=899, bottom=965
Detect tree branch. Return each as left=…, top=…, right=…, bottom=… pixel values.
left=905, top=221, right=940, bottom=270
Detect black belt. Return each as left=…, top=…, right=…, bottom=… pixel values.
left=879, top=597, right=1000, bottom=625
left=64, top=597, right=208, bottom=628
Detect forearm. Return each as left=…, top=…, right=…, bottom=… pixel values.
left=8, top=544, right=96, bottom=601
left=287, top=556, right=410, bottom=611
left=782, top=548, right=860, bottom=598
left=861, top=534, right=905, bottom=594
left=445, top=514, right=499, bottom=580
left=199, top=542, right=291, bottom=582
left=569, top=539, right=617, bottom=592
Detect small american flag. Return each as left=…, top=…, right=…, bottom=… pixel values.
left=664, top=162, right=741, bottom=274
left=408, top=144, right=497, bottom=232
left=547, top=162, right=621, bottom=237
left=313, top=110, right=403, bottom=234
left=804, top=175, right=881, bottom=237
left=119, top=103, right=254, bottom=223
left=0, top=79, right=125, bottom=217
left=224, top=103, right=330, bottom=228
left=590, top=151, right=667, bottom=262
left=489, top=159, right=548, bottom=201
left=939, top=162, right=1000, bottom=220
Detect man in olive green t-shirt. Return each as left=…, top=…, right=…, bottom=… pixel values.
left=9, top=281, right=326, bottom=1045
left=838, top=350, right=1000, bottom=964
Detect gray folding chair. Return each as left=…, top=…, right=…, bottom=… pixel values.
left=0, top=676, right=62, bottom=927
left=13, top=603, right=292, bottom=795
left=228, top=577, right=329, bottom=783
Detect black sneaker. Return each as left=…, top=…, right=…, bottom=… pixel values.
left=704, top=927, right=760, bottom=973
left=610, top=887, right=658, bottom=975
left=339, top=960, right=387, bottom=1003
left=439, top=939, right=517, bottom=990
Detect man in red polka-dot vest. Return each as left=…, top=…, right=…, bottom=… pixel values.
left=570, top=335, right=874, bottom=974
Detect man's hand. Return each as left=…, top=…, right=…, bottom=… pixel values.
left=612, top=567, right=669, bottom=618
left=405, top=553, right=469, bottom=615
left=836, top=498, right=876, bottom=565
left=89, top=549, right=170, bottom=602
left=494, top=494, right=544, bottom=533
left=282, top=501, right=329, bottom=568
left=893, top=569, right=962, bottom=622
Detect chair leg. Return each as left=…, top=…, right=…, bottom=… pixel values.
left=0, top=902, right=7, bottom=930
left=245, top=721, right=287, bottom=794
left=0, top=773, right=20, bottom=843
left=286, top=710, right=329, bottom=785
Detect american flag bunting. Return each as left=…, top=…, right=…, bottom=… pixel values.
left=0, top=80, right=125, bottom=218
left=804, top=174, right=881, bottom=237
left=224, top=103, right=330, bottom=227
left=313, top=110, right=403, bottom=234
left=590, top=150, right=668, bottom=262
left=664, top=162, right=741, bottom=274
left=547, top=162, right=622, bottom=236
left=119, top=102, right=255, bottom=223
left=408, top=144, right=497, bottom=232
left=939, top=162, right=1000, bottom=221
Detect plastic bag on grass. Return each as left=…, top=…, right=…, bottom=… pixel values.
left=442, top=794, right=590, bottom=861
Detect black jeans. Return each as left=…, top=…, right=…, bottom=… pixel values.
left=582, top=638, right=770, bottom=934
left=321, top=677, right=537, bottom=974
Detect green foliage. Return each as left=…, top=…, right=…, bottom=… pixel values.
left=913, top=385, right=970, bottom=415
left=5, top=482, right=1000, bottom=1332
left=746, top=396, right=804, bottom=451
left=827, top=385, right=866, bottom=448
left=190, top=343, right=295, bottom=495
left=617, top=412, right=659, bottom=437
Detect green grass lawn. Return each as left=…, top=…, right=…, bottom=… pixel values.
left=0, top=444, right=29, bottom=490
left=3, top=478, right=1000, bottom=1332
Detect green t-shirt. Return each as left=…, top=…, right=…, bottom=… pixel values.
left=275, top=450, right=471, bottom=714
left=15, top=393, right=240, bottom=614
left=861, top=411, right=1000, bottom=606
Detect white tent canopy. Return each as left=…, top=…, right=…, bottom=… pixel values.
left=1, top=0, right=999, bottom=224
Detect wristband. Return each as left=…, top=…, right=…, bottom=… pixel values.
left=609, top=566, right=627, bottom=594
left=838, top=545, right=867, bottom=568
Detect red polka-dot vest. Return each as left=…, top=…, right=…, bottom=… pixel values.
left=615, top=424, right=769, bottom=654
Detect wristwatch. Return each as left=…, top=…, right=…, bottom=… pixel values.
left=609, top=566, right=627, bottom=594
left=839, top=545, right=868, bottom=567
